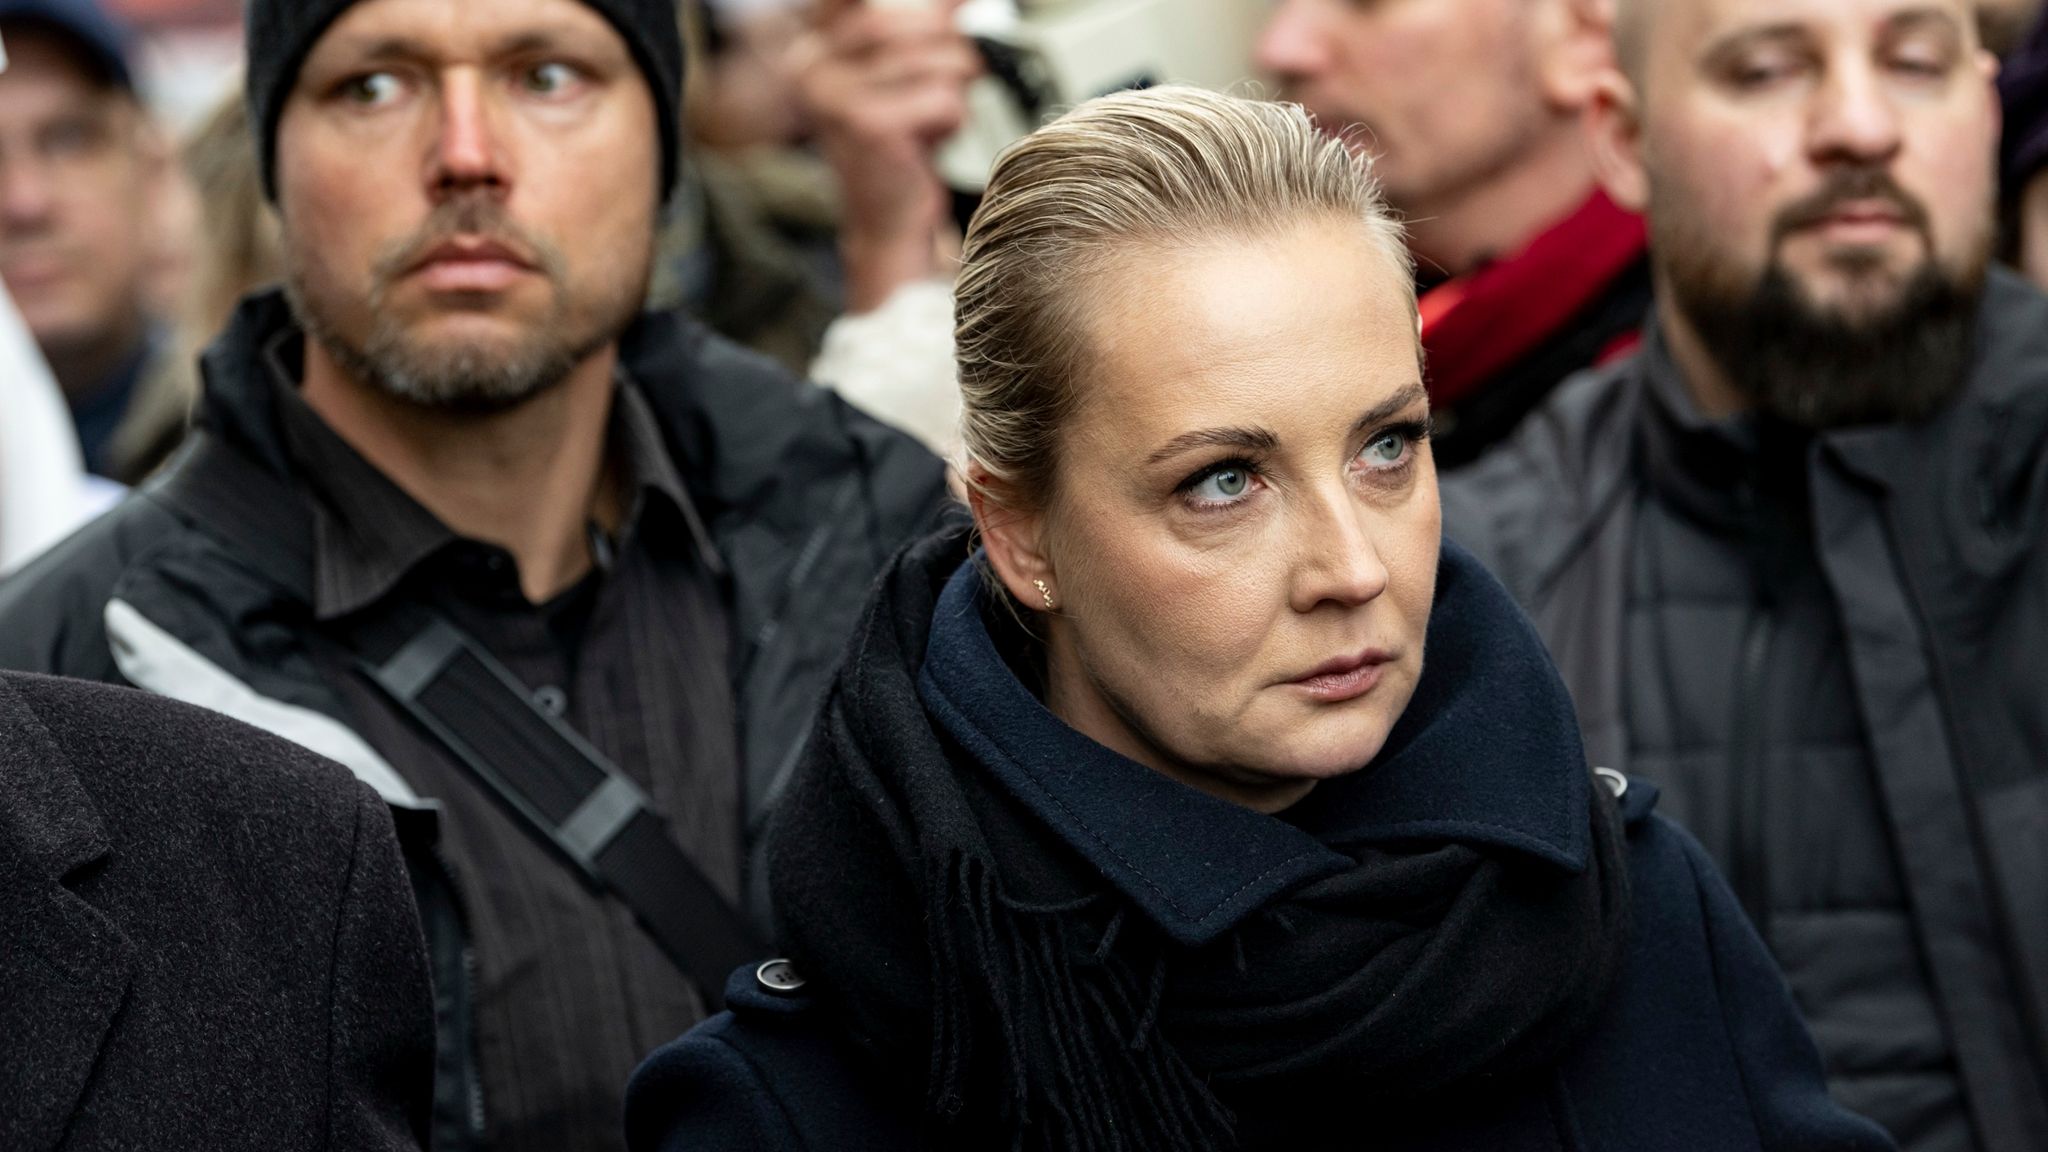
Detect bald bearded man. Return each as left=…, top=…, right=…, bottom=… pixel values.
left=1450, top=1, right=2048, bottom=1149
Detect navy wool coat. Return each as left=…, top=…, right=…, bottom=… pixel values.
left=626, top=541, right=1893, bottom=1152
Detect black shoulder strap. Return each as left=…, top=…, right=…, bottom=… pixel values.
left=354, top=611, right=761, bottom=1009
left=151, top=432, right=761, bottom=1009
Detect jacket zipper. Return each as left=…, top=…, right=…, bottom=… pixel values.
left=1880, top=501, right=2048, bottom=1115
left=461, top=941, right=485, bottom=1138
left=1728, top=604, right=1777, bottom=934
left=428, top=843, right=489, bottom=1146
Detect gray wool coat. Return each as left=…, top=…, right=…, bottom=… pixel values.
left=0, top=671, right=434, bottom=1151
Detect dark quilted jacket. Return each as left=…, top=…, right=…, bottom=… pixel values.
left=1443, top=268, right=2048, bottom=1152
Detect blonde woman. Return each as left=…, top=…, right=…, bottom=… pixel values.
left=625, top=87, right=1891, bottom=1152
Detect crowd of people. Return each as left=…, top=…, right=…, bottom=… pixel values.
left=2, top=0, right=2047, bottom=1150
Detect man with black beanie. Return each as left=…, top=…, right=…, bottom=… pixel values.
left=0, top=0, right=951, bottom=1148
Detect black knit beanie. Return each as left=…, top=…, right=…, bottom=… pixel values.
left=244, top=0, right=682, bottom=202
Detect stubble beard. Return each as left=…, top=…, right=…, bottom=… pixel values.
left=1651, top=166, right=1991, bottom=430
left=283, top=196, right=648, bottom=415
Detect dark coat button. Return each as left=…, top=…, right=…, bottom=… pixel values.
left=756, top=959, right=806, bottom=996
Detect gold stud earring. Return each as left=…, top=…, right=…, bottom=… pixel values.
left=1033, top=579, right=1055, bottom=611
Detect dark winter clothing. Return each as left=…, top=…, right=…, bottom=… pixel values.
left=1443, top=267, right=2048, bottom=1152
left=243, top=0, right=684, bottom=199
left=1421, top=190, right=1651, bottom=469
left=264, top=329, right=747, bottom=1149
left=2000, top=12, right=2048, bottom=194
left=60, top=328, right=154, bottom=479
left=0, top=670, right=434, bottom=1151
left=624, top=527, right=1893, bottom=1152
left=775, top=532, right=1629, bottom=1150
left=0, top=288, right=950, bottom=1152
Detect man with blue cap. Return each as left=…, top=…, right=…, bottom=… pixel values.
left=0, top=0, right=176, bottom=483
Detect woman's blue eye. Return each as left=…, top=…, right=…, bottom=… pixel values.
left=1191, top=467, right=1252, bottom=502
left=1360, top=431, right=1408, bottom=467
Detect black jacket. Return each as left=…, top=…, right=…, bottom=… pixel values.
left=0, top=670, right=434, bottom=1151
left=0, top=290, right=951, bottom=1150
left=1444, top=269, right=2048, bottom=1152
left=624, top=534, right=1893, bottom=1152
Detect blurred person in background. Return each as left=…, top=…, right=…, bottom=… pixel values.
left=684, top=0, right=808, bottom=150
left=0, top=0, right=949, bottom=1150
left=0, top=0, right=181, bottom=483
left=1258, top=0, right=1647, bottom=468
left=790, top=0, right=976, bottom=458
left=645, top=0, right=846, bottom=374
left=795, top=0, right=1644, bottom=469
left=1979, top=0, right=2042, bottom=55
left=175, top=95, right=282, bottom=346
left=112, top=90, right=289, bottom=484
left=0, top=241, right=115, bottom=571
left=1998, top=10, right=2048, bottom=286
left=1447, top=0, right=2048, bottom=1148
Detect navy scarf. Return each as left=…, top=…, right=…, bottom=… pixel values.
left=767, top=526, right=1630, bottom=1150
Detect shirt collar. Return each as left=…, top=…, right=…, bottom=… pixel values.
left=265, top=328, right=721, bottom=621
left=915, top=541, right=1592, bottom=949
left=608, top=375, right=726, bottom=578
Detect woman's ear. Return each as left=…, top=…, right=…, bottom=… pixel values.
left=966, top=463, right=1059, bottom=611
left=1586, top=67, right=1650, bottom=213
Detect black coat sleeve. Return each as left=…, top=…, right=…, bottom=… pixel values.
left=1683, top=835, right=1898, bottom=1151
left=325, top=786, right=437, bottom=1151
left=0, top=496, right=178, bottom=679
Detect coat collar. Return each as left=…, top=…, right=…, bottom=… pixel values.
left=1818, top=268, right=2048, bottom=496
left=192, top=287, right=917, bottom=575
left=194, top=288, right=748, bottom=526
left=0, top=676, right=138, bottom=1151
left=1618, top=268, right=2048, bottom=584
left=915, top=540, right=1592, bottom=949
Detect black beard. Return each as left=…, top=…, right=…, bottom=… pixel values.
left=1673, top=259, right=1981, bottom=430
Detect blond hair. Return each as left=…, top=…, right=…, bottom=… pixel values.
left=955, top=84, right=1412, bottom=511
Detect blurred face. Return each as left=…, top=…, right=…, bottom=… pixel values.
left=690, top=8, right=808, bottom=149
left=998, top=221, right=1438, bottom=814
left=1623, top=0, right=1998, bottom=424
left=1256, top=0, right=1548, bottom=214
left=0, top=26, right=153, bottom=379
left=276, top=0, right=660, bottom=411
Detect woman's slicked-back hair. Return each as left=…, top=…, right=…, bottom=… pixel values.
left=955, top=84, right=1412, bottom=512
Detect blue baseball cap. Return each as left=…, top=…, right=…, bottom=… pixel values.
left=0, top=0, right=135, bottom=91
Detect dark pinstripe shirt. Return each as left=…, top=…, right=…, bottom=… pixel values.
left=268, top=335, right=741, bottom=1152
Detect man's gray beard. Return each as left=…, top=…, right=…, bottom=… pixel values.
left=284, top=272, right=615, bottom=415
left=1653, top=204, right=1988, bottom=431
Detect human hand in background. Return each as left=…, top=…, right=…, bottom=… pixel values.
left=796, top=0, right=979, bottom=313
